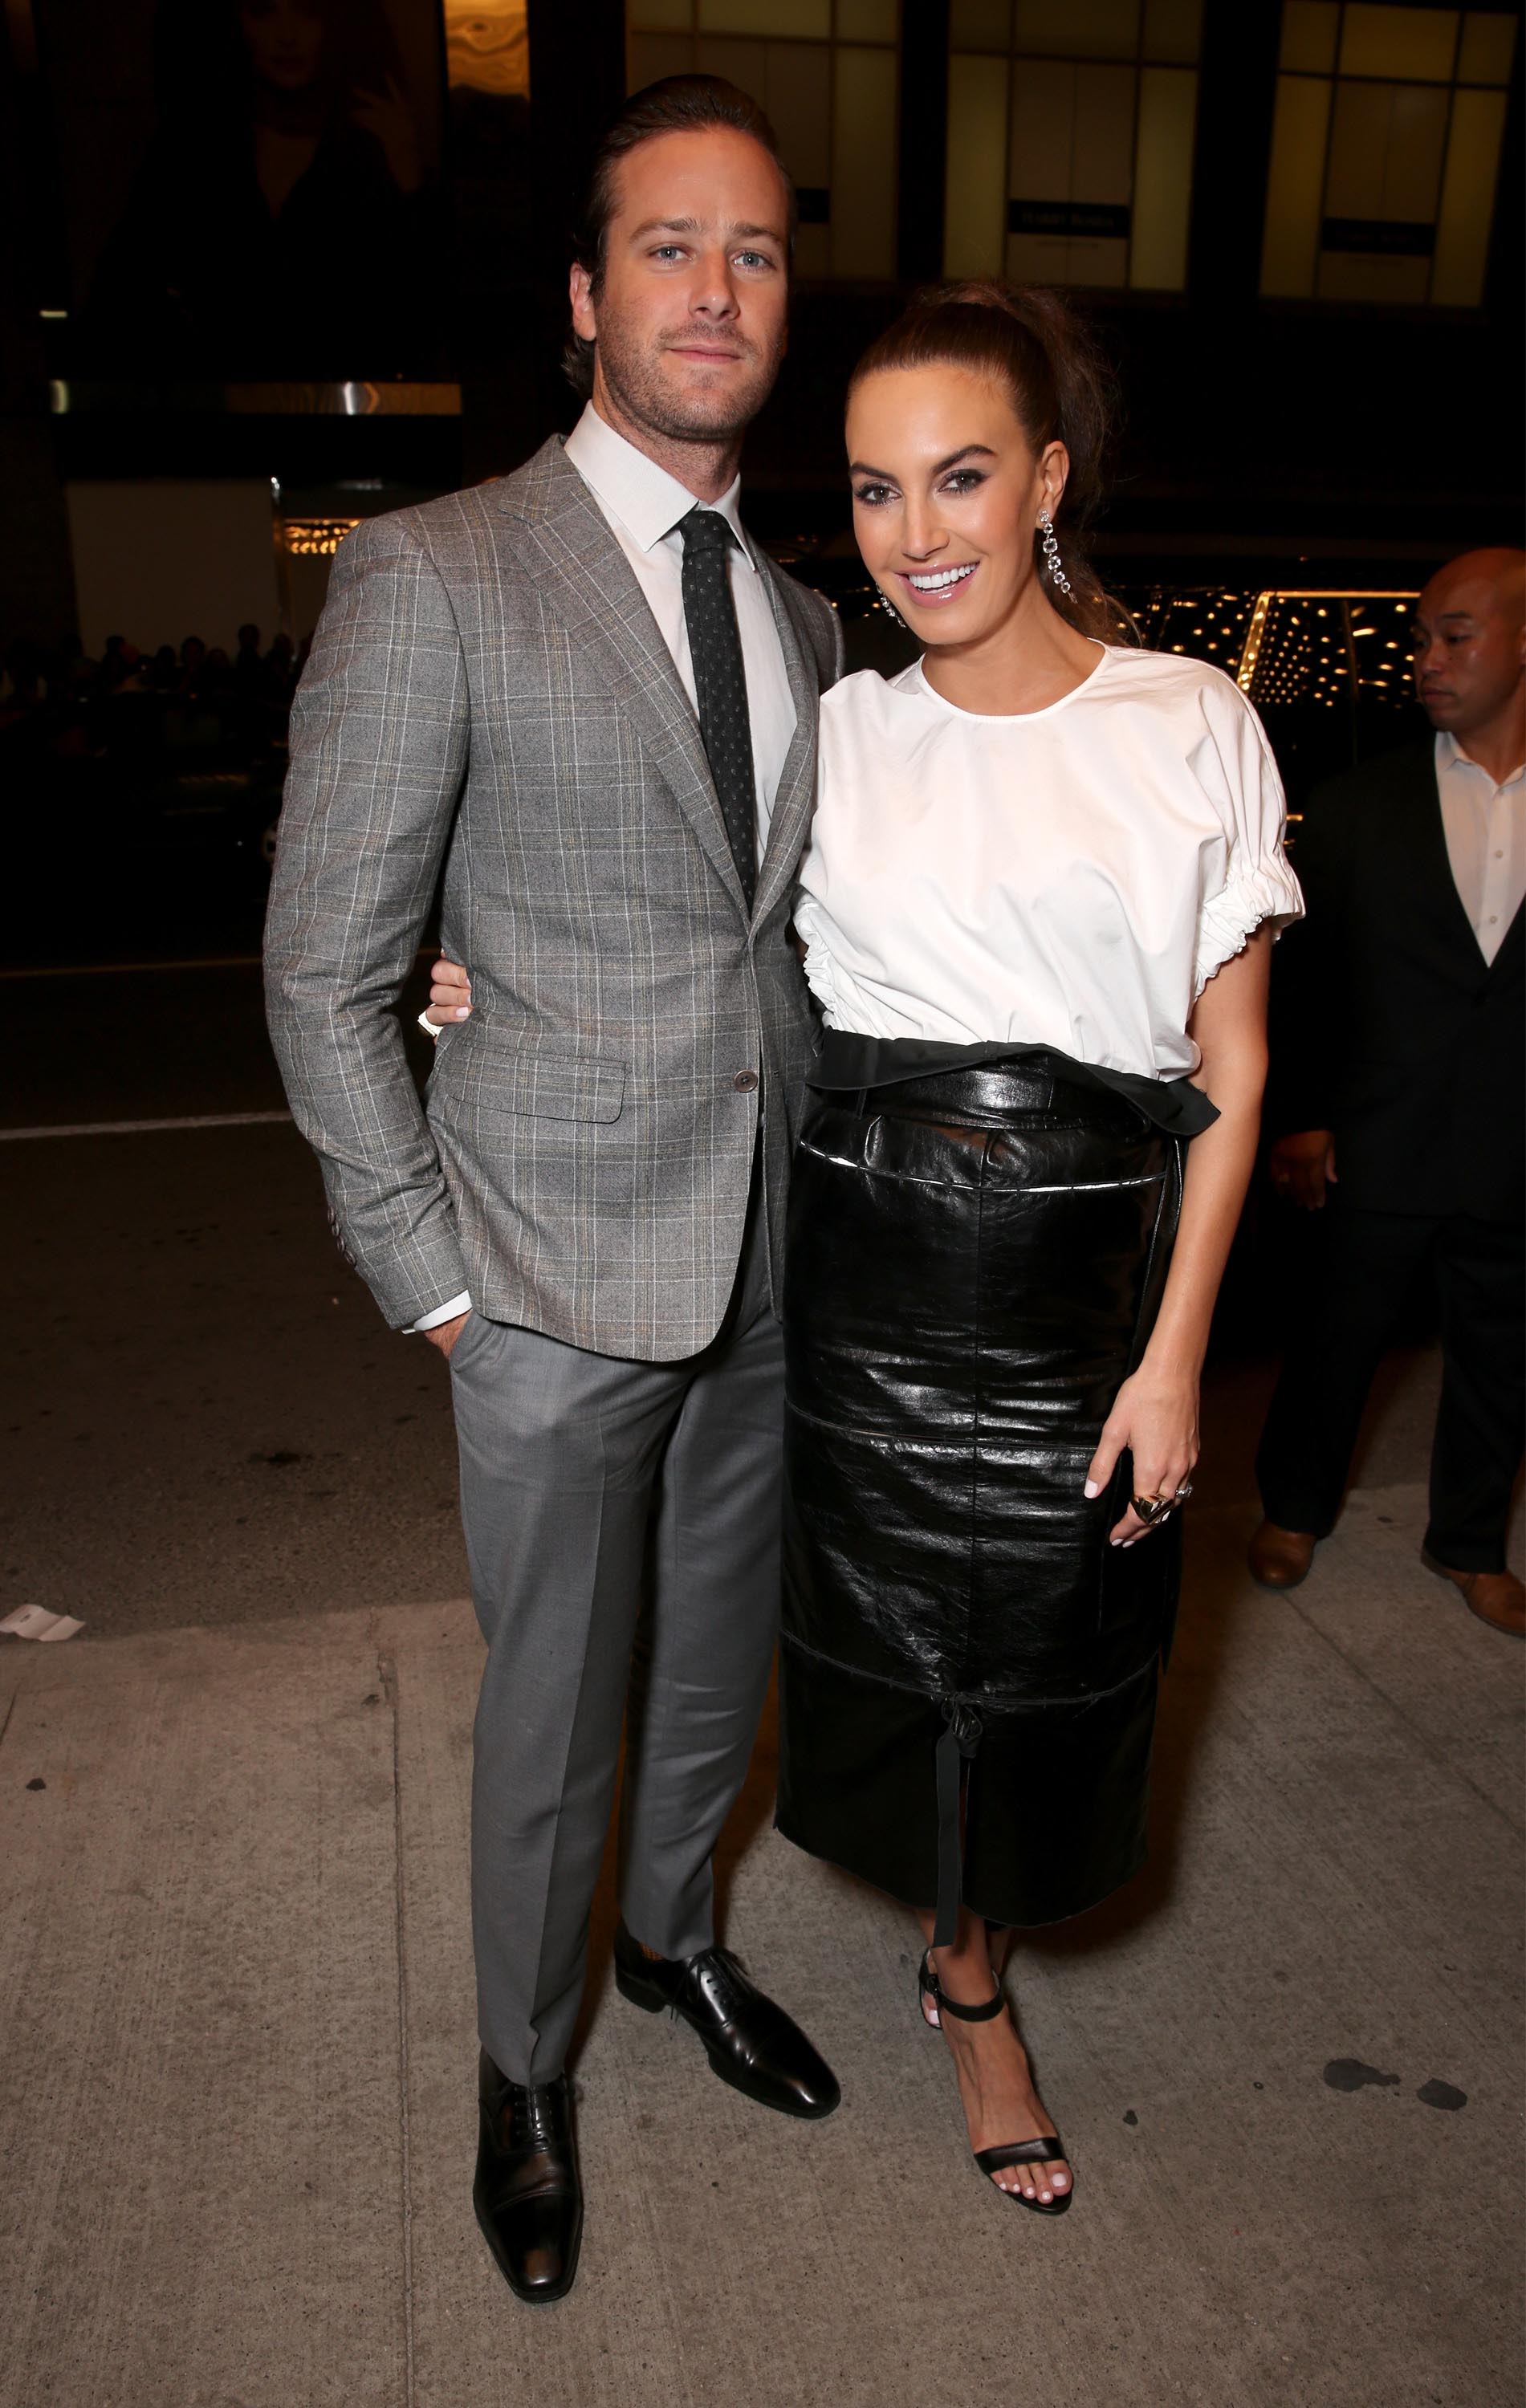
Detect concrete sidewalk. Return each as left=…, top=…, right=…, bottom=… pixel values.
left=2, top=1486, right=1521, bottom=2408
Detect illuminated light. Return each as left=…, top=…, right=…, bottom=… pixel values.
left=444, top=0, right=528, bottom=98
left=40, top=307, right=68, bottom=320
left=282, top=517, right=360, bottom=557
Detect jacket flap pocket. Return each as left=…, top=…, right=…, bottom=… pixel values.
left=431, top=1031, right=626, bottom=1124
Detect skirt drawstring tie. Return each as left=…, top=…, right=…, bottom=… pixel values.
left=933, top=1699, right=983, bottom=1947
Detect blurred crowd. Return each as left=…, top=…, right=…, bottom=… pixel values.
left=0, top=624, right=308, bottom=771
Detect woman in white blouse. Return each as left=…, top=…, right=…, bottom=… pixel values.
left=427, top=282, right=1301, bottom=2218
left=775, top=283, right=1300, bottom=2218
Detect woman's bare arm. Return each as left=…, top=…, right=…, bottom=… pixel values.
left=1084, top=927, right=1274, bottom=1542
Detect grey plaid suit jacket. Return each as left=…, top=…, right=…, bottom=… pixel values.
left=264, top=435, right=843, bottom=1358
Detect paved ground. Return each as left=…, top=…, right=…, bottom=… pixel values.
left=2, top=954, right=1521, bottom=2405
left=2, top=1476, right=1521, bottom=2408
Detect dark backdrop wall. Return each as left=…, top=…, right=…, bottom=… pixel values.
left=35, top=0, right=449, bottom=380
left=2, top=0, right=1522, bottom=659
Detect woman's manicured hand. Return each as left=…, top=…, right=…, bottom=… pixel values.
left=426, top=957, right=473, bottom=1026
left=1083, top=1365, right=1200, bottom=1545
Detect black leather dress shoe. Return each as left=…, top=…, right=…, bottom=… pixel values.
left=612, top=1922, right=840, bottom=2120
left=472, top=2052, right=583, bottom=2305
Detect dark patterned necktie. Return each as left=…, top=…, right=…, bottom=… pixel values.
left=680, top=506, right=757, bottom=909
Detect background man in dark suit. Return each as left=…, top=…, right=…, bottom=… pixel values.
left=1248, top=549, right=1524, bottom=1636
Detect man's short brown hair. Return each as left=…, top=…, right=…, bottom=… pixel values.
left=564, top=74, right=794, bottom=398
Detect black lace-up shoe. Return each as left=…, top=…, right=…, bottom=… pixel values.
left=472, top=2052, right=583, bottom=2304
left=612, top=1922, right=840, bottom=2119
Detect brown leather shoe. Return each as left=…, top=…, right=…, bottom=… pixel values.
left=1421, top=1551, right=1526, bottom=1640
left=1248, top=1519, right=1317, bottom=1590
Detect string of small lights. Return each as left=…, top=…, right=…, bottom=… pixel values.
left=1114, top=588, right=1419, bottom=713
left=281, top=518, right=360, bottom=558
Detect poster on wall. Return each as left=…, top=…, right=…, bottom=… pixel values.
left=37, top=0, right=451, bottom=380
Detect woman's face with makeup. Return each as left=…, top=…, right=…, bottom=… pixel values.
left=846, top=361, right=1066, bottom=645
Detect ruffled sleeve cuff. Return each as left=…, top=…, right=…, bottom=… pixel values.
left=792, top=891, right=840, bottom=1022
left=1193, top=859, right=1305, bottom=999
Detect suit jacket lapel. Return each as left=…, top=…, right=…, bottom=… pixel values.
left=493, top=441, right=747, bottom=913
left=751, top=550, right=820, bottom=927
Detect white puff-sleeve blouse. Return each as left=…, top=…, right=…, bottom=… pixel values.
left=793, top=645, right=1304, bottom=1085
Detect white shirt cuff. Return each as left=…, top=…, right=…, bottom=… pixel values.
left=409, top=1291, right=471, bottom=1333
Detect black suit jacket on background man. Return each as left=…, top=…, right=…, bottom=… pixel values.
left=1266, top=738, right=1524, bottom=1223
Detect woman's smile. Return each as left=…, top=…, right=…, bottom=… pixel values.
left=896, top=561, right=979, bottom=606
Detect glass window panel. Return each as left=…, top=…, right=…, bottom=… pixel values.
left=831, top=45, right=898, bottom=274
left=1381, top=84, right=1449, bottom=218
left=1141, top=0, right=1202, bottom=63
left=1323, top=79, right=1398, bottom=216
left=945, top=50, right=1010, bottom=271
left=1458, top=11, right=1516, bottom=83
left=760, top=39, right=832, bottom=185
left=1339, top=6, right=1459, bottom=82
left=1009, top=57, right=1079, bottom=199
left=695, top=32, right=768, bottom=93
left=630, top=0, right=691, bottom=28
left=1259, top=70, right=1333, bottom=293
left=698, top=0, right=829, bottom=34
left=1279, top=1, right=1338, bottom=73
left=1006, top=225, right=1130, bottom=283
left=836, top=0, right=898, bottom=37
left=1008, top=60, right=1132, bottom=283
left=950, top=0, right=1012, bottom=47
left=1011, top=0, right=1139, bottom=58
left=1325, top=79, right=1447, bottom=221
left=1071, top=60, right=1137, bottom=199
left=629, top=31, right=695, bottom=87
left=1317, top=246, right=1431, bottom=302
left=1431, top=83, right=1508, bottom=300
left=1005, top=229, right=1064, bottom=279
left=1130, top=64, right=1196, bottom=286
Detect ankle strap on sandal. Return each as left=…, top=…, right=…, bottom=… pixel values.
left=922, top=1952, right=1005, bottom=2022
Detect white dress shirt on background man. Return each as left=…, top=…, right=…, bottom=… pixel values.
left=1436, top=730, right=1525, bottom=966
left=413, top=403, right=797, bottom=1332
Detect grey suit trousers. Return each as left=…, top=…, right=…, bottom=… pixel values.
left=450, top=1168, right=781, bottom=2085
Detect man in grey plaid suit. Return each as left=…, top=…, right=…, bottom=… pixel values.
left=264, top=77, right=843, bottom=2303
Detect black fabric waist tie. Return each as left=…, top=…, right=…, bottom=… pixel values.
left=934, top=1699, right=984, bottom=1947
left=808, top=1029, right=1219, bottom=1139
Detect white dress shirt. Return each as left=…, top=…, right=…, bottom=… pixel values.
left=1435, top=730, right=1525, bottom=966
left=795, top=647, right=1303, bottom=1084
left=563, top=403, right=797, bottom=846
left=413, top=404, right=796, bottom=1334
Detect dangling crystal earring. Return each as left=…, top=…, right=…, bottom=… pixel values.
left=1038, top=508, right=1073, bottom=600
left=877, top=586, right=909, bottom=630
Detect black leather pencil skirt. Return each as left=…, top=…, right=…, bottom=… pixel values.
left=777, top=1056, right=1185, bottom=1938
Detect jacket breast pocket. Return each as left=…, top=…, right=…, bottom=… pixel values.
left=429, top=1029, right=627, bottom=1126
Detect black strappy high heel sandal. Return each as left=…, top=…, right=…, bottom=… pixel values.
left=918, top=1956, right=1073, bottom=2215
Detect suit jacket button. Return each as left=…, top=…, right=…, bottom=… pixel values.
left=733, top=1070, right=759, bottom=1092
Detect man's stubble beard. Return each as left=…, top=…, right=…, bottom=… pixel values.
left=593, top=308, right=784, bottom=450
